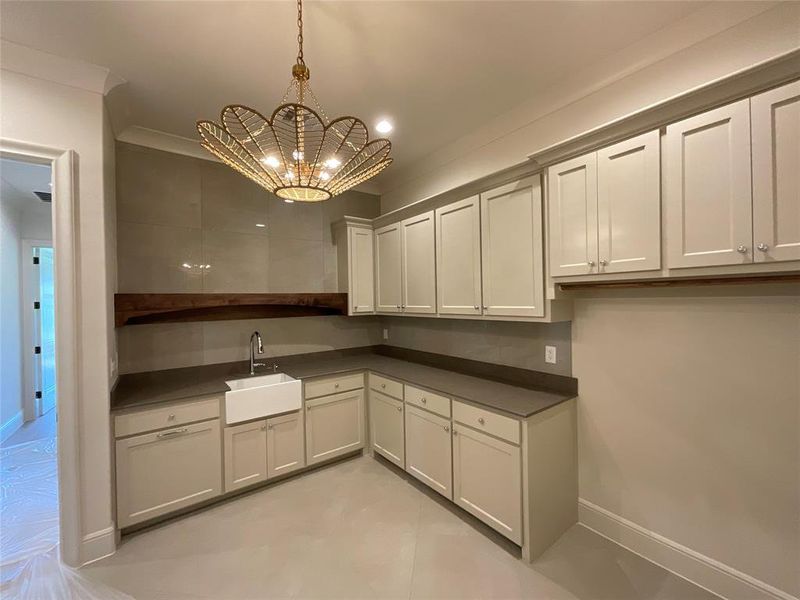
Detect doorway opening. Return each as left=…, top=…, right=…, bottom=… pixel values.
left=0, top=157, right=59, bottom=586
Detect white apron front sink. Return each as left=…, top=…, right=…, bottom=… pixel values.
left=224, top=373, right=302, bottom=425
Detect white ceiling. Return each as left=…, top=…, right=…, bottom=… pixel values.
left=0, top=158, right=52, bottom=213
left=0, top=1, right=711, bottom=188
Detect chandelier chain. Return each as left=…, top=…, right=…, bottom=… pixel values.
left=296, top=0, right=304, bottom=65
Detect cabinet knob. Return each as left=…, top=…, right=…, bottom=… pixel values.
left=737, top=245, right=748, bottom=253
left=757, top=243, right=769, bottom=252
left=478, top=417, right=485, bottom=425
left=167, top=414, right=176, bottom=421
left=587, top=261, right=595, bottom=267
left=474, top=305, right=480, bottom=310
left=482, top=305, right=488, bottom=310
left=444, top=425, right=450, bottom=432
left=397, top=406, right=402, bottom=412
left=396, top=305, right=401, bottom=309
left=452, top=429, right=457, bottom=436
left=421, top=397, right=427, bottom=404
left=599, top=259, right=608, bottom=266
left=401, top=304, right=405, bottom=309
left=334, top=383, right=340, bottom=388
left=381, top=383, right=386, bottom=388
left=261, top=425, right=267, bottom=431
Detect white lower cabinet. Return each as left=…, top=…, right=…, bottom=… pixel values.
left=369, top=390, right=405, bottom=467
left=224, top=419, right=268, bottom=493
left=404, top=404, right=452, bottom=499
left=116, top=419, right=222, bottom=528
left=452, top=424, right=522, bottom=545
left=305, top=389, right=365, bottom=465
left=267, top=411, right=306, bottom=478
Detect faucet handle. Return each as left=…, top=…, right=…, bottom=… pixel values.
left=272, top=364, right=279, bottom=373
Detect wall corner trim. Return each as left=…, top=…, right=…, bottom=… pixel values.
left=80, top=525, right=116, bottom=566
left=578, top=499, right=798, bottom=600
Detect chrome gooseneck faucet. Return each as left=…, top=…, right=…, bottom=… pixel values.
left=249, top=331, right=265, bottom=375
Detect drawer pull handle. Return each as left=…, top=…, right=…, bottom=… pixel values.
left=478, top=417, right=485, bottom=425
left=157, top=427, right=189, bottom=438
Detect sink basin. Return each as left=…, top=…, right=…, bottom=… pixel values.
left=224, top=373, right=302, bottom=425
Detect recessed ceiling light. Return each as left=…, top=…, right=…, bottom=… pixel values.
left=284, top=199, right=295, bottom=204
left=256, top=223, right=266, bottom=228
left=375, top=119, right=393, bottom=134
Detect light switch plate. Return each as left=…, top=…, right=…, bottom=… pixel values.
left=383, top=328, right=389, bottom=340
left=545, top=345, right=557, bottom=364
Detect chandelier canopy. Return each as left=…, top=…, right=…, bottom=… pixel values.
left=197, top=0, right=392, bottom=202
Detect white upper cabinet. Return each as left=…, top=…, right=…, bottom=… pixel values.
left=375, top=222, right=402, bottom=313
left=666, top=99, right=753, bottom=268
left=401, top=211, right=437, bottom=314
left=349, top=227, right=375, bottom=313
left=751, top=80, right=800, bottom=263
left=435, top=196, right=482, bottom=315
left=597, top=130, right=661, bottom=273
left=480, top=176, right=544, bottom=317
left=547, top=154, right=598, bottom=276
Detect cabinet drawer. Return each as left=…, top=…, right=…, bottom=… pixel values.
left=115, top=396, right=221, bottom=438
left=453, top=400, right=520, bottom=445
left=405, top=385, right=450, bottom=418
left=304, top=372, right=364, bottom=400
left=369, top=373, right=403, bottom=400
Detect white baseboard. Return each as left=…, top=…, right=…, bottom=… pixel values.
left=80, top=525, right=116, bottom=566
left=0, top=411, right=24, bottom=444
left=579, top=499, right=797, bottom=600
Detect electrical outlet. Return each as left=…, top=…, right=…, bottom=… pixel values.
left=383, top=328, right=389, bottom=341
left=545, top=345, right=557, bottom=364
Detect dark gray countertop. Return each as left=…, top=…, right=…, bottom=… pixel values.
left=111, top=349, right=576, bottom=418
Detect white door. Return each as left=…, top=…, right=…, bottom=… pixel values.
left=452, top=424, right=522, bottom=545
left=267, top=411, right=306, bottom=478
left=369, top=390, right=405, bottom=467
left=666, top=99, right=753, bottom=268
left=597, top=130, right=661, bottom=274
left=436, top=196, right=482, bottom=315
left=404, top=404, right=452, bottom=499
left=223, top=420, right=268, bottom=492
left=116, top=420, right=222, bottom=527
left=480, top=176, right=545, bottom=317
left=305, top=389, right=365, bottom=465
left=34, top=246, right=56, bottom=416
left=401, top=211, right=436, bottom=314
left=374, top=223, right=402, bottom=313
left=349, top=227, right=375, bottom=313
left=547, top=154, right=599, bottom=276
left=751, top=80, right=800, bottom=263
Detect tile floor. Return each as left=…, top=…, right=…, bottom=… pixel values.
left=0, top=409, right=57, bottom=448
left=65, top=455, right=719, bottom=600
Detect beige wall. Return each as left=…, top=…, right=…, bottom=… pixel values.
left=573, top=291, right=800, bottom=596
left=383, top=317, right=572, bottom=377
left=380, top=3, right=799, bottom=213
left=116, top=142, right=380, bottom=294
left=1, top=69, right=116, bottom=561
left=0, top=194, right=23, bottom=433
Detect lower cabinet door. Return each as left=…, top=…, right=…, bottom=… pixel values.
left=224, top=420, right=268, bottom=493
left=267, top=411, right=306, bottom=478
left=452, top=425, right=522, bottom=544
left=369, top=390, right=405, bottom=467
left=305, top=390, right=365, bottom=465
left=404, top=404, right=452, bottom=499
left=116, top=419, right=222, bottom=528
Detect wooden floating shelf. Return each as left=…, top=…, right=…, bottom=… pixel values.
left=115, top=293, right=348, bottom=327
left=558, top=273, right=800, bottom=291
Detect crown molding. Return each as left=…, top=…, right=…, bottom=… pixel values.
left=116, top=126, right=218, bottom=162
left=0, top=40, right=124, bottom=95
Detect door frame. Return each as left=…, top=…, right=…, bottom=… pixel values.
left=21, top=238, right=53, bottom=421
left=1, top=139, right=82, bottom=567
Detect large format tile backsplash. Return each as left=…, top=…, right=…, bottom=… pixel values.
left=116, top=142, right=380, bottom=293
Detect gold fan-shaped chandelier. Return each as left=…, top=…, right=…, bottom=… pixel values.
left=197, top=0, right=393, bottom=202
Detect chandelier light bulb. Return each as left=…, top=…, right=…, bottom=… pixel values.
left=324, top=158, right=341, bottom=169
left=262, top=156, right=280, bottom=168
left=320, top=171, right=330, bottom=181
left=292, top=150, right=304, bottom=160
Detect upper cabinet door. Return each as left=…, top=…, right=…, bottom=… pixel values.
left=752, top=81, right=800, bottom=263
left=349, top=227, right=375, bottom=313
left=547, top=154, right=599, bottom=276
left=374, top=223, right=402, bottom=313
left=597, top=130, right=661, bottom=274
left=480, top=176, right=544, bottom=317
left=666, top=99, right=753, bottom=268
left=401, top=211, right=437, bottom=314
left=436, top=196, right=482, bottom=315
